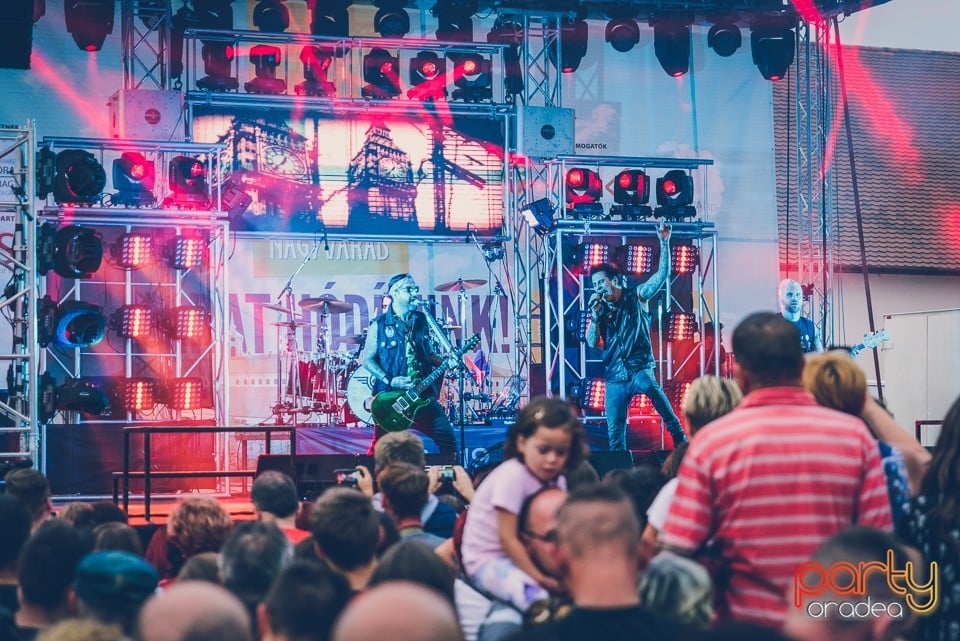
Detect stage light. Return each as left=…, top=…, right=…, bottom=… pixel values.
left=666, top=311, right=697, bottom=342
left=487, top=15, right=523, bottom=99
left=295, top=45, right=335, bottom=97
left=565, top=309, right=592, bottom=343
left=169, top=377, right=205, bottom=411
left=54, top=301, right=106, bottom=348
left=569, top=378, right=605, bottom=411
left=373, top=0, right=410, bottom=38
left=172, top=305, right=209, bottom=340
left=36, top=147, right=56, bottom=199
left=451, top=53, right=491, bottom=103
left=751, top=20, right=796, bottom=81
left=708, top=21, right=742, bottom=57
left=245, top=44, right=286, bottom=94
left=110, top=305, right=156, bottom=339
left=56, top=378, right=110, bottom=415
left=252, top=0, right=289, bottom=33
left=53, top=225, right=103, bottom=279
left=667, top=380, right=693, bottom=408
left=38, top=372, right=57, bottom=424
left=167, top=235, right=208, bottom=271
left=112, top=152, right=156, bottom=207
left=407, top=51, right=446, bottom=101
left=361, top=48, right=401, bottom=100
left=548, top=17, right=588, bottom=74
left=36, top=223, right=57, bottom=275
left=310, top=0, right=350, bottom=38
left=197, top=40, right=238, bottom=91
left=109, top=232, right=153, bottom=270
left=652, top=15, right=692, bottom=77
left=629, top=393, right=654, bottom=416
left=519, top=198, right=556, bottom=236
left=433, top=0, right=476, bottom=43
left=621, top=245, right=653, bottom=275
left=605, top=14, right=640, bottom=53
left=671, top=245, right=699, bottom=274
left=565, top=168, right=604, bottom=219
left=65, top=0, right=114, bottom=52
left=167, top=155, right=209, bottom=207
left=54, top=149, right=106, bottom=204
left=38, top=296, right=58, bottom=348
left=655, top=170, right=696, bottom=220
left=119, top=378, right=156, bottom=412
left=611, top=170, right=652, bottom=220
left=578, top=242, right=609, bottom=271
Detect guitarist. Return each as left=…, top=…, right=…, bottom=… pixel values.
left=361, top=273, right=457, bottom=456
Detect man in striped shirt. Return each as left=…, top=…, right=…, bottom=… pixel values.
left=661, top=312, right=893, bottom=628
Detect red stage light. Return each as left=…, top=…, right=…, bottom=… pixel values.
left=567, top=169, right=585, bottom=188
left=462, top=58, right=478, bottom=75
left=170, top=377, right=204, bottom=410
left=189, top=161, right=204, bottom=178
left=662, top=179, right=678, bottom=195
left=420, top=61, right=438, bottom=77
left=110, top=233, right=153, bottom=270
left=666, top=311, right=697, bottom=342
left=115, top=305, right=155, bottom=339
left=623, top=245, right=653, bottom=274
left=123, top=378, right=156, bottom=412
left=174, top=306, right=207, bottom=340
left=168, top=236, right=206, bottom=271
left=671, top=245, right=699, bottom=274
left=579, top=243, right=609, bottom=270
left=618, top=172, right=633, bottom=189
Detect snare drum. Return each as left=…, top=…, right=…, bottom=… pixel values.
left=346, top=365, right=375, bottom=426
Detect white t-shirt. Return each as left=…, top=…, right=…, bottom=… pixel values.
left=645, top=477, right=679, bottom=531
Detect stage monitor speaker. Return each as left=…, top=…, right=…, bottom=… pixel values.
left=518, top=106, right=574, bottom=158
left=587, top=451, right=635, bottom=479
left=256, top=454, right=372, bottom=500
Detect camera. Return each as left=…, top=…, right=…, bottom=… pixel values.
left=333, top=468, right=360, bottom=487
left=438, top=466, right=456, bottom=484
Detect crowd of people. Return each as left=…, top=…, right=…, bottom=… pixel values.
left=0, top=311, right=956, bottom=641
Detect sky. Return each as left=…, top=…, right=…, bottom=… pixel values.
left=837, top=0, right=960, bottom=52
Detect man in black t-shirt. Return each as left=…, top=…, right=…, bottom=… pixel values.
left=778, top=278, right=823, bottom=353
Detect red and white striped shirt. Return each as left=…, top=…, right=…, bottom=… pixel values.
left=661, top=386, right=893, bottom=627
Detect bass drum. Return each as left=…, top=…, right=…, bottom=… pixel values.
left=346, top=365, right=376, bottom=426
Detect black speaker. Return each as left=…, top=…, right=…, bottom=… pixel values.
left=632, top=449, right=672, bottom=469
left=256, top=454, right=373, bottom=500
left=587, top=451, right=635, bottom=479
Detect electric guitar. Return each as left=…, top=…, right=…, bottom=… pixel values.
left=849, top=328, right=890, bottom=358
left=371, top=334, right=481, bottom=433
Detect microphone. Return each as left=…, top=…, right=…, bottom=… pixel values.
left=409, top=297, right=423, bottom=308
left=464, top=223, right=474, bottom=244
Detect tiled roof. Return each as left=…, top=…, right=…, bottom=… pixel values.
left=775, top=46, right=960, bottom=274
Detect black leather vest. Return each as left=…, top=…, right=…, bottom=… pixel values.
left=373, top=308, right=440, bottom=397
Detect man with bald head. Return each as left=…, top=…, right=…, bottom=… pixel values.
left=778, top=278, right=822, bottom=353
left=139, top=581, right=252, bottom=641
left=333, top=581, right=463, bottom=641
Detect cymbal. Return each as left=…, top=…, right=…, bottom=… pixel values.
left=435, top=278, right=487, bottom=292
left=268, top=320, right=311, bottom=327
left=300, top=295, right=352, bottom=314
left=262, top=303, right=295, bottom=315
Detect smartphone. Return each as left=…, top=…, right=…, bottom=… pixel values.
left=333, top=468, right=359, bottom=487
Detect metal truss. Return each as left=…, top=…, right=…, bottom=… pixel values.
left=122, top=0, right=173, bottom=90
left=0, top=123, right=38, bottom=461
left=793, top=21, right=835, bottom=346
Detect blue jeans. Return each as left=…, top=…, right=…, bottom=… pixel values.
left=604, top=366, right=685, bottom=451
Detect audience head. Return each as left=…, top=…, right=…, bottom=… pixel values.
left=310, top=487, right=379, bottom=572
left=93, top=522, right=143, bottom=556
left=18, top=519, right=87, bottom=616
left=732, top=312, right=805, bottom=390
left=556, top=484, right=639, bottom=562
left=374, top=432, right=426, bottom=472
left=639, top=550, right=714, bottom=629
left=503, top=396, right=586, bottom=478
left=4, top=467, right=52, bottom=526
left=801, top=351, right=867, bottom=416
left=88, top=501, right=128, bottom=526
left=606, top=464, right=665, bottom=530
left=377, top=462, right=430, bottom=522
left=0, top=493, right=32, bottom=573
left=219, top=521, right=293, bottom=623
left=167, top=495, right=233, bottom=559
left=565, top=459, right=600, bottom=490
left=921, top=393, right=960, bottom=524
left=74, top=549, right=158, bottom=634
left=57, top=502, right=94, bottom=527
left=251, top=471, right=300, bottom=521
left=332, top=581, right=463, bottom=641
left=376, top=511, right=401, bottom=557
left=36, top=618, right=124, bottom=641
left=177, top=552, right=222, bottom=584
left=139, top=580, right=251, bottom=641
left=517, top=486, right=567, bottom=580
left=260, top=561, right=352, bottom=641
left=682, top=375, right=743, bottom=433
left=369, top=540, right=456, bottom=607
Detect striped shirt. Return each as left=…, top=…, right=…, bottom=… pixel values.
left=661, top=386, right=893, bottom=627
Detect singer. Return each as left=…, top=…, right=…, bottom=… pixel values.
left=585, top=224, right=687, bottom=451
left=360, top=273, right=457, bottom=456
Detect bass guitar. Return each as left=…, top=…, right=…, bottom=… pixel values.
left=371, top=334, right=481, bottom=433
left=849, top=328, right=890, bottom=358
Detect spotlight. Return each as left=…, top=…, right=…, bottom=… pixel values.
left=38, top=372, right=57, bottom=424
left=295, top=45, right=335, bottom=97
left=548, top=17, right=588, bottom=74
left=655, top=170, right=696, bottom=220
left=666, top=311, right=697, bottom=342
left=56, top=378, right=111, bottom=415
left=708, top=21, right=742, bottom=58
left=407, top=51, right=446, bottom=101
left=652, top=14, right=692, bottom=77
left=109, top=305, right=156, bottom=339
left=620, top=245, right=653, bottom=275
left=629, top=392, right=654, bottom=416
left=112, top=152, right=156, bottom=207
left=36, top=147, right=56, bottom=199
left=667, top=380, right=693, bottom=410
left=252, top=0, right=289, bottom=33
left=519, top=198, right=556, bottom=235
left=451, top=53, right=491, bottom=103
left=36, top=223, right=57, bottom=275
left=565, top=168, right=604, bottom=219
left=54, top=301, right=106, bottom=348
left=167, top=235, right=208, bottom=271
left=54, top=149, right=107, bottom=204
left=487, top=15, right=523, bottom=99
left=51, top=225, right=104, bottom=279
left=751, top=19, right=796, bottom=81
left=569, top=378, right=605, bottom=411
left=310, top=0, right=350, bottom=38
left=168, top=377, right=205, bottom=411
left=167, top=156, right=209, bottom=207
left=610, top=170, right=652, bottom=220
left=109, top=232, right=153, bottom=270
left=197, top=40, right=238, bottom=91
left=65, top=0, right=115, bottom=52
left=433, top=0, right=476, bottom=43
left=577, top=242, right=609, bottom=271
left=119, top=378, right=157, bottom=412
left=361, top=48, right=401, bottom=100
left=671, top=245, right=699, bottom=274
left=373, top=0, right=410, bottom=38
left=565, top=309, right=592, bottom=342
left=245, top=44, right=286, bottom=94
left=171, top=305, right=209, bottom=340
left=605, top=14, right=640, bottom=53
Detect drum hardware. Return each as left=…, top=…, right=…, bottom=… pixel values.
left=262, top=303, right=298, bottom=315
left=435, top=278, right=486, bottom=292
left=300, top=295, right=353, bottom=314
left=268, top=319, right=311, bottom=327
